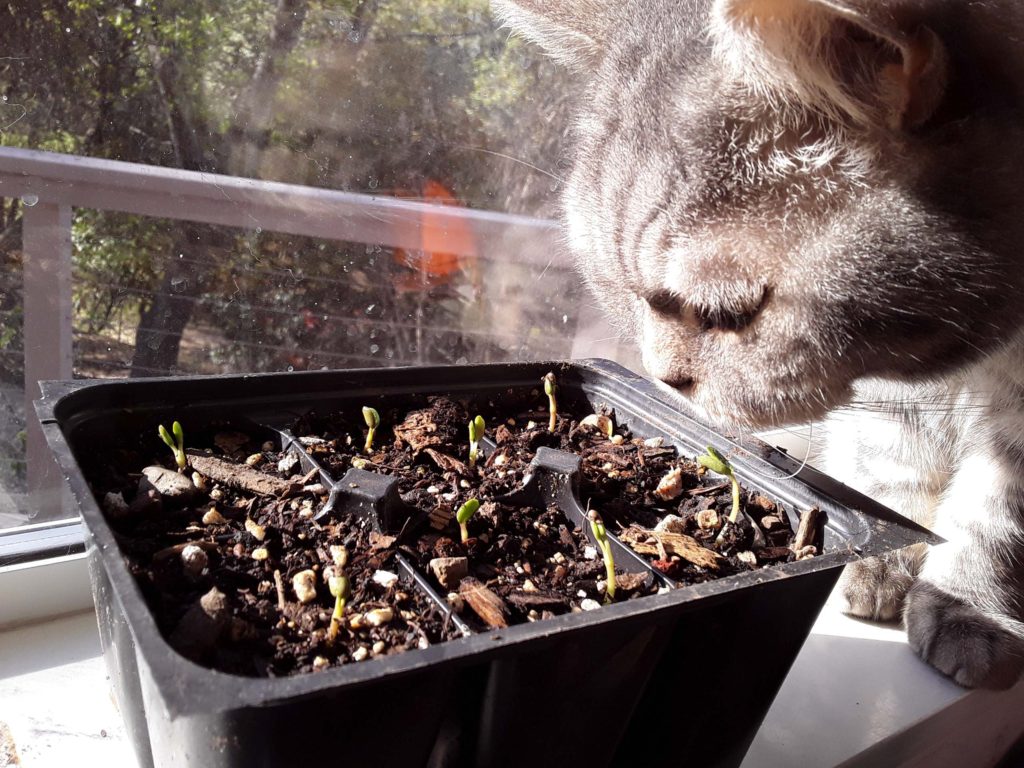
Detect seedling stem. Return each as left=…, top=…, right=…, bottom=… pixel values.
left=468, top=415, right=485, bottom=468
left=327, top=547, right=350, bottom=644
left=456, top=498, right=481, bottom=544
left=697, top=445, right=741, bottom=523
left=158, top=421, right=187, bottom=472
left=588, top=509, right=616, bottom=603
left=543, top=373, right=558, bottom=432
left=362, top=407, right=380, bottom=454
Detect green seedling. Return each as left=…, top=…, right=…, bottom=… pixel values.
left=588, top=509, right=616, bottom=603
left=468, top=415, right=486, bottom=468
left=456, top=498, right=481, bottom=544
left=362, top=406, right=380, bottom=454
left=158, top=421, right=187, bottom=472
left=327, top=547, right=351, bottom=644
left=697, top=445, right=741, bottom=523
left=543, top=372, right=558, bottom=431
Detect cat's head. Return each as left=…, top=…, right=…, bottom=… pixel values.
left=494, top=0, right=1024, bottom=427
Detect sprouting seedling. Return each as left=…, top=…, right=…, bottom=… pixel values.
left=543, top=372, right=558, bottom=432
left=697, top=445, right=741, bottom=523
left=456, top=498, right=481, bottom=544
left=327, top=546, right=351, bottom=644
left=588, top=509, right=616, bottom=603
left=468, top=415, right=485, bottom=468
left=362, top=406, right=380, bottom=454
left=158, top=421, right=187, bottom=472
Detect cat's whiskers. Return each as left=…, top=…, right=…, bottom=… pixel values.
left=451, top=144, right=567, bottom=184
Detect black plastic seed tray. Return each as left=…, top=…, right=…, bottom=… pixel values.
left=36, top=359, right=938, bottom=768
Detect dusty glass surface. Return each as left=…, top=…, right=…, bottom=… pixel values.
left=0, top=1, right=639, bottom=531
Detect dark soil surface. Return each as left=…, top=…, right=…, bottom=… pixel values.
left=87, top=377, right=817, bottom=679
left=90, top=426, right=457, bottom=677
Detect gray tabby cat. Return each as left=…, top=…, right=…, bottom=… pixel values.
left=493, top=0, right=1024, bottom=688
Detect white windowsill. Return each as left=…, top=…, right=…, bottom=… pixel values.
left=1, top=556, right=1022, bottom=768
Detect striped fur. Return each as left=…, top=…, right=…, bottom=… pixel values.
left=495, top=0, right=1024, bottom=687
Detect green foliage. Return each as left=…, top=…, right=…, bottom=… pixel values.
left=456, top=497, right=480, bottom=543
left=158, top=420, right=187, bottom=470
left=588, top=509, right=615, bottom=603
left=468, top=415, right=485, bottom=468
left=362, top=406, right=380, bottom=454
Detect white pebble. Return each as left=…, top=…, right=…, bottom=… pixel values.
left=180, top=544, right=208, bottom=577
left=418, top=636, right=430, bottom=650
left=580, top=599, right=602, bottom=612
left=352, top=646, right=369, bottom=662
left=584, top=546, right=598, bottom=561
left=372, top=641, right=386, bottom=655
left=365, top=607, right=394, bottom=627
left=372, top=570, right=400, bottom=589
left=643, top=437, right=665, bottom=448
left=553, top=552, right=566, bottom=564
left=312, top=656, right=329, bottom=671
left=292, top=570, right=318, bottom=604
left=446, top=592, right=465, bottom=612
left=427, top=485, right=441, bottom=495
left=657, top=586, right=671, bottom=595
left=577, top=590, right=588, bottom=599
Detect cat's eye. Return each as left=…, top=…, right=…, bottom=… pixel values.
left=694, top=287, right=769, bottom=332
left=645, top=291, right=684, bottom=317
left=694, top=305, right=753, bottom=332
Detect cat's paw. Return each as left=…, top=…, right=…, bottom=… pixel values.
left=905, top=581, right=1024, bottom=689
left=838, top=556, right=914, bottom=622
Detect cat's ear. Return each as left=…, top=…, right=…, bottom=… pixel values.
left=711, top=0, right=948, bottom=129
left=490, top=0, right=609, bottom=70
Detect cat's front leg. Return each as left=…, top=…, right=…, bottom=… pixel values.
left=905, top=446, right=1024, bottom=689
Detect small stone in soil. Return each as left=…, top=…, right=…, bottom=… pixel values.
left=277, top=452, right=301, bottom=475
left=313, top=656, right=329, bottom=671
left=655, top=514, right=687, bottom=534
left=371, top=570, right=399, bottom=589
left=365, top=607, right=394, bottom=627
left=695, top=509, right=720, bottom=530
left=352, top=647, right=369, bottom=662
left=430, top=556, right=469, bottom=591
left=654, top=467, right=684, bottom=501
left=180, top=544, right=208, bottom=579
left=142, top=466, right=197, bottom=500
left=244, top=518, right=266, bottom=541
left=244, top=453, right=264, bottom=467
left=372, top=641, right=386, bottom=655
left=292, top=570, right=318, bottom=604
left=584, top=546, right=598, bottom=560
left=252, top=547, right=269, bottom=561
left=202, top=508, right=227, bottom=525
left=580, top=599, right=602, bottom=611
left=737, top=551, right=757, bottom=566
left=446, top=592, right=465, bottom=612
left=102, top=491, right=129, bottom=519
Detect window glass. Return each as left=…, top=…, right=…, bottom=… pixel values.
left=0, top=1, right=638, bottom=531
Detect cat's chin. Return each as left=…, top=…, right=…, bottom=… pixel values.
left=654, top=378, right=852, bottom=431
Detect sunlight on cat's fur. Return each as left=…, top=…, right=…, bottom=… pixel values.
left=493, top=0, right=1024, bottom=689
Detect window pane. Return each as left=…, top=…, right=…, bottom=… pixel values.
left=0, top=0, right=641, bottom=532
